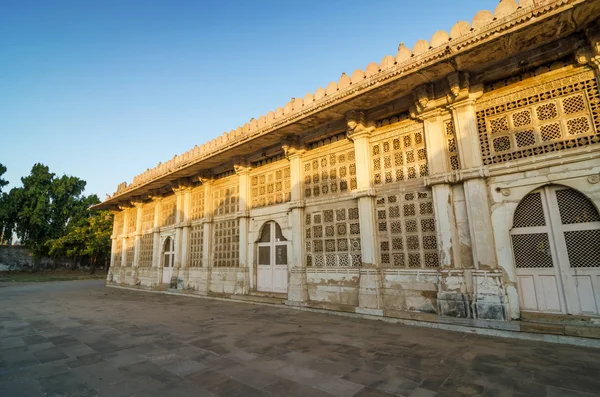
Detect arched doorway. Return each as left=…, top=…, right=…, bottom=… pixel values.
left=256, top=221, right=288, bottom=293
left=511, top=185, right=600, bottom=315
left=162, top=237, right=175, bottom=284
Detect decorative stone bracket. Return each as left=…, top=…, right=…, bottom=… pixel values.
left=346, top=110, right=375, bottom=141
left=352, top=188, right=377, bottom=199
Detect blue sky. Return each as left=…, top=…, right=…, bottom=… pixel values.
left=0, top=0, right=497, bottom=199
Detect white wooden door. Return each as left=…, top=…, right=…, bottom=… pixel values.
left=162, top=237, right=174, bottom=284
left=257, top=222, right=288, bottom=294
left=511, top=186, right=600, bottom=316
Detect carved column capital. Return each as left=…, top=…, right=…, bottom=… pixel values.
left=117, top=202, right=133, bottom=211
left=282, top=136, right=306, bottom=159
left=233, top=157, right=252, bottom=175
left=197, top=172, right=214, bottom=185
left=346, top=110, right=375, bottom=141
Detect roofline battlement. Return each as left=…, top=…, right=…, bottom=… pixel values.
left=96, top=0, right=597, bottom=209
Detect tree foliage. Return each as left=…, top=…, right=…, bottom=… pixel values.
left=0, top=163, right=13, bottom=243
left=0, top=163, right=8, bottom=193
left=0, top=163, right=112, bottom=269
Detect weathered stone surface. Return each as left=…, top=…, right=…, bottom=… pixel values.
left=2, top=281, right=600, bottom=397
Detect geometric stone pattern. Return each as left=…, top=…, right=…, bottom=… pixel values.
left=303, top=147, right=357, bottom=200
left=160, top=198, right=177, bottom=227
left=189, top=188, right=205, bottom=221
left=212, top=219, right=239, bottom=268
left=2, top=281, right=600, bottom=397
left=141, top=204, right=155, bottom=231
left=125, top=238, right=134, bottom=267
left=188, top=225, right=204, bottom=268
left=139, top=234, right=153, bottom=268
left=376, top=189, right=439, bottom=269
left=445, top=120, right=460, bottom=171
left=212, top=182, right=239, bottom=217
left=251, top=166, right=291, bottom=208
left=477, top=69, right=600, bottom=165
left=372, top=124, right=428, bottom=184
left=305, top=204, right=361, bottom=267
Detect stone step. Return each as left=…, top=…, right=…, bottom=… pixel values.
left=229, top=294, right=285, bottom=305
left=521, top=311, right=599, bottom=325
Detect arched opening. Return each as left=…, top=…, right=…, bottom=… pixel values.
left=162, top=237, right=175, bottom=284
left=256, top=221, right=288, bottom=294
left=511, top=185, right=600, bottom=316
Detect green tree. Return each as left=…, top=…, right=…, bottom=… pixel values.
left=47, top=208, right=113, bottom=272
left=0, top=164, right=15, bottom=244
left=9, top=164, right=88, bottom=262
left=0, top=163, right=8, bottom=193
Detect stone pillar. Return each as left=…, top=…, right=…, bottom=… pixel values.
left=132, top=202, right=143, bottom=268
left=200, top=177, right=214, bottom=295
left=180, top=188, right=192, bottom=269
left=151, top=197, right=162, bottom=272
left=450, top=95, right=505, bottom=320
left=108, top=234, right=118, bottom=283
left=449, top=98, right=496, bottom=269
left=584, top=25, right=600, bottom=86
left=416, top=104, right=469, bottom=318
left=420, top=110, right=459, bottom=269
left=347, top=110, right=383, bottom=315
left=234, top=161, right=251, bottom=295
left=173, top=188, right=185, bottom=271
left=130, top=202, right=143, bottom=285
left=120, top=206, right=129, bottom=270
left=283, top=139, right=308, bottom=304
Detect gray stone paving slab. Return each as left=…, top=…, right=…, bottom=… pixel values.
left=0, top=280, right=600, bottom=396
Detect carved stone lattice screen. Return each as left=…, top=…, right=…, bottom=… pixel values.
left=160, top=198, right=176, bottom=227
left=139, top=234, right=153, bottom=268
left=305, top=203, right=362, bottom=267
left=213, top=182, right=239, bottom=216
left=376, top=189, right=439, bottom=268
left=371, top=122, right=428, bottom=185
left=141, top=204, right=155, bottom=232
left=125, top=238, right=135, bottom=267
left=445, top=120, right=460, bottom=170
left=114, top=213, right=124, bottom=236
left=304, top=147, right=357, bottom=199
left=188, top=225, right=204, bottom=267
left=127, top=208, right=137, bottom=234
left=114, top=240, right=122, bottom=267
left=213, top=219, right=239, bottom=267
left=476, top=69, right=600, bottom=165
left=190, top=188, right=205, bottom=221
left=251, top=166, right=291, bottom=208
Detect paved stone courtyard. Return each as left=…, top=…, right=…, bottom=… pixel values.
left=1, top=281, right=599, bottom=397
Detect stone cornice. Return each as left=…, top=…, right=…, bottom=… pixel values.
left=95, top=0, right=596, bottom=210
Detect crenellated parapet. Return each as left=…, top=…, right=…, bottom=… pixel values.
left=100, top=0, right=599, bottom=206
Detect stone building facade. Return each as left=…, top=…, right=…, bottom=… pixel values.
left=95, top=0, right=600, bottom=330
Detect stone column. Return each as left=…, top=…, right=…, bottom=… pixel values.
left=120, top=206, right=129, bottom=270
left=180, top=187, right=192, bottom=269
left=234, top=161, right=251, bottom=295
left=346, top=110, right=383, bottom=315
left=200, top=177, right=214, bottom=295
left=173, top=187, right=185, bottom=272
left=151, top=197, right=162, bottom=287
left=172, top=183, right=192, bottom=289
left=416, top=101, right=468, bottom=318
left=450, top=94, right=505, bottom=320
left=419, top=109, right=459, bottom=269
left=283, top=138, right=308, bottom=304
left=108, top=209, right=119, bottom=283
left=449, top=98, right=496, bottom=269
left=584, top=25, right=600, bottom=86
left=131, top=201, right=143, bottom=285
left=132, top=202, right=143, bottom=268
